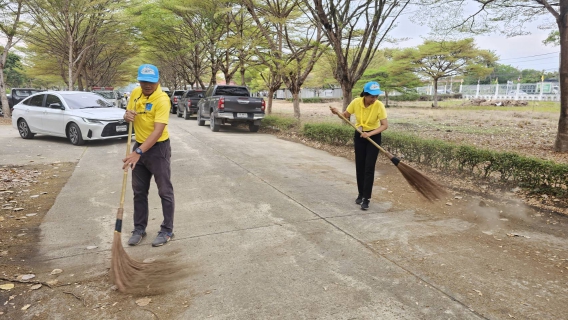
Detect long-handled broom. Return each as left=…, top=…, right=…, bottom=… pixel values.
left=331, top=106, right=447, bottom=201
left=110, top=122, right=181, bottom=293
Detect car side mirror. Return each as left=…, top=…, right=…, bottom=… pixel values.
left=49, top=103, right=64, bottom=110
left=198, top=94, right=203, bottom=98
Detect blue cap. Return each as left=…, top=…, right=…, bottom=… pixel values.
left=363, top=81, right=383, bottom=95
left=137, top=64, right=159, bottom=83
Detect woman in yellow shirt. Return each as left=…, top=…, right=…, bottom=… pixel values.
left=331, top=81, right=388, bottom=210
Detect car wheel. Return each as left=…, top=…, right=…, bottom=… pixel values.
left=249, top=122, right=260, bottom=132
left=210, top=113, right=220, bottom=132
left=197, top=110, right=205, bottom=126
left=184, top=108, right=190, bottom=120
left=17, top=119, right=35, bottom=139
left=67, top=123, right=85, bottom=145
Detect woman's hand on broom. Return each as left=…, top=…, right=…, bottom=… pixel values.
left=329, top=106, right=340, bottom=115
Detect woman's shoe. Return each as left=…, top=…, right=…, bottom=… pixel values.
left=361, top=199, right=370, bottom=210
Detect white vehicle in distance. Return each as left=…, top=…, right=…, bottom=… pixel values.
left=94, top=90, right=120, bottom=108
left=12, top=91, right=132, bottom=145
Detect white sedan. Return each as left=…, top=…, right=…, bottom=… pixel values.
left=12, top=91, right=131, bottom=145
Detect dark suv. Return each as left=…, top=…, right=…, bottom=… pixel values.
left=177, top=89, right=204, bottom=120
left=169, top=90, right=185, bottom=114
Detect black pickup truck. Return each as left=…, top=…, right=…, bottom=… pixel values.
left=1, top=88, right=44, bottom=116
left=177, top=89, right=204, bottom=120
left=196, top=85, right=265, bottom=132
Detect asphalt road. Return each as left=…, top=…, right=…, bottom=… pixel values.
left=1, top=115, right=567, bottom=319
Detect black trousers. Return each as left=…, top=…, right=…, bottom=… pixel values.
left=354, top=131, right=381, bottom=199
left=132, top=139, right=175, bottom=233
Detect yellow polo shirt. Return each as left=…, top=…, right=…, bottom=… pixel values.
left=346, top=97, right=387, bottom=131
left=126, top=85, right=170, bottom=143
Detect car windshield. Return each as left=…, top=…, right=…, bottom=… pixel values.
left=62, top=93, right=113, bottom=109
left=95, top=92, right=115, bottom=99
left=215, top=87, right=249, bottom=97
left=187, top=91, right=203, bottom=97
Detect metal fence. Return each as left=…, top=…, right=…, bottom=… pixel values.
left=271, top=82, right=560, bottom=101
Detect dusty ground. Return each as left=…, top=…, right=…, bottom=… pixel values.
left=0, top=101, right=566, bottom=318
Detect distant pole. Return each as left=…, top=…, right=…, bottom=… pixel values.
left=475, top=79, right=480, bottom=98
left=539, top=75, right=544, bottom=101
left=494, top=78, right=499, bottom=99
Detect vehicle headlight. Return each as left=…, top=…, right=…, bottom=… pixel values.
left=82, top=118, right=104, bottom=124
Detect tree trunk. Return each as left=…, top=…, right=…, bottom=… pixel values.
left=554, top=5, right=568, bottom=152
left=341, top=84, right=353, bottom=111
left=68, top=33, right=73, bottom=91
left=292, top=92, right=301, bottom=119
left=0, top=37, right=12, bottom=117
left=0, top=68, right=9, bottom=117
left=267, top=88, right=275, bottom=115
left=432, top=79, right=439, bottom=108
left=384, top=92, right=389, bottom=107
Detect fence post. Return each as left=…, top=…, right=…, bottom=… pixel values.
left=515, top=83, right=520, bottom=100
left=494, top=83, right=499, bottom=99
left=475, top=80, right=480, bottom=98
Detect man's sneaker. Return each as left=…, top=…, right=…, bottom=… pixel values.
left=152, top=231, right=174, bottom=247
left=127, top=229, right=146, bottom=246
left=361, top=198, right=370, bottom=210
left=355, top=195, right=363, bottom=205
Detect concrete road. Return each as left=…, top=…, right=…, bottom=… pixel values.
left=1, top=116, right=567, bottom=319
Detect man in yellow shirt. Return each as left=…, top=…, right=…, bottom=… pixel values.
left=331, top=81, right=389, bottom=210
left=122, top=64, right=175, bottom=247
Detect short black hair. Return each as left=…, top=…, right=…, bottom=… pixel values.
left=360, top=91, right=373, bottom=97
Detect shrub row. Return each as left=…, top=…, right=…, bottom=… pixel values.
left=381, top=93, right=463, bottom=102
left=300, top=121, right=568, bottom=197
left=261, top=115, right=298, bottom=130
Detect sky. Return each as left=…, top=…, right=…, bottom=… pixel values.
left=388, top=6, right=559, bottom=73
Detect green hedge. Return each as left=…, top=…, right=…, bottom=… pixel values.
left=260, top=115, right=298, bottom=130
left=299, top=122, right=568, bottom=197
left=285, top=97, right=323, bottom=103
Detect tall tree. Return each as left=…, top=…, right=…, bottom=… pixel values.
left=397, top=39, right=495, bottom=107
left=243, top=0, right=327, bottom=119
left=26, top=0, right=124, bottom=90
left=415, top=0, right=566, bottom=151
left=305, top=0, right=411, bottom=111
left=0, top=0, right=28, bottom=117
left=358, top=49, right=423, bottom=107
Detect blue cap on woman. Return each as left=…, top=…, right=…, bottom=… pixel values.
left=363, top=81, right=384, bottom=95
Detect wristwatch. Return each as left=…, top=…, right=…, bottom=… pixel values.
left=135, top=147, right=143, bottom=155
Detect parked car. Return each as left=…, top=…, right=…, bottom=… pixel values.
left=177, top=89, right=204, bottom=120
left=93, top=91, right=120, bottom=108
left=196, top=85, right=265, bottom=132
left=169, top=90, right=185, bottom=114
left=12, top=91, right=132, bottom=145
left=0, top=88, right=44, bottom=115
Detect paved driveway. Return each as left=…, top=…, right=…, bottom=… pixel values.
left=1, top=117, right=567, bottom=319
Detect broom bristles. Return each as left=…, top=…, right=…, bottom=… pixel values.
left=110, top=231, right=186, bottom=294
left=396, top=162, right=448, bottom=201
